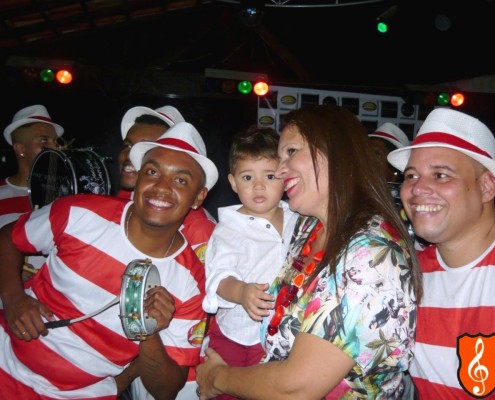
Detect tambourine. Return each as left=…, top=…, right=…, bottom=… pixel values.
left=119, top=258, right=161, bottom=341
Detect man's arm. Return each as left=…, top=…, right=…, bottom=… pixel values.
left=114, top=334, right=188, bottom=399
left=0, top=222, right=25, bottom=304
left=0, top=221, right=52, bottom=339
left=114, top=357, right=139, bottom=395
left=139, top=334, right=188, bottom=400
left=137, top=286, right=188, bottom=399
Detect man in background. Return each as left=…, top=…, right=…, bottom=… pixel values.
left=118, top=105, right=216, bottom=265
left=369, top=122, right=409, bottom=184
left=0, top=104, right=64, bottom=281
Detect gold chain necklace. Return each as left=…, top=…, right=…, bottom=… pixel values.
left=163, top=233, right=176, bottom=258
left=125, top=209, right=177, bottom=258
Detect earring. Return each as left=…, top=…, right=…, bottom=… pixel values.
left=192, top=205, right=197, bottom=210
left=20, top=153, right=24, bottom=157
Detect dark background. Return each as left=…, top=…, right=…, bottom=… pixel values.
left=0, top=86, right=256, bottom=217
left=1, top=0, right=495, bottom=218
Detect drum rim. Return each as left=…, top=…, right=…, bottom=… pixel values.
left=27, top=147, right=112, bottom=210
left=28, top=148, right=78, bottom=210
left=120, top=260, right=160, bottom=340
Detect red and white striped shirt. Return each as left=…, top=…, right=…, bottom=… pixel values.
left=410, top=243, right=495, bottom=399
left=0, top=178, right=46, bottom=275
left=0, top=194, right=206, bottom=399
left=0, top=177, right=30, bottom=228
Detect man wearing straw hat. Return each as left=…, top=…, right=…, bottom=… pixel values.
left=388, top=108, right=495, bottom=398
left=118, top=105, right=216, bottom=266
left=368, top=122, right=425, bottom=248
left=0, top=121, right=218, bottom=399
left=0, top=104, right=64, bottom=281
left=369, top=121, right=410, bottom=184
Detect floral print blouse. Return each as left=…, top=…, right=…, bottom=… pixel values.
left=260, top=215, right=417, bottom=399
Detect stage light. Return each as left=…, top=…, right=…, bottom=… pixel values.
left=55, top=69, right=73, bottom=84
left=437, top=92, right=450, bottom=106
left=450, top=92, right=465, bottom=107
left=39, top=68, right=55, bottom=83
left=7, top=56, right=75, bottom=86
left=240, top=0, right=265, bottom=27
left=377, top=21, right=388, bottom=33
left=221, top=79, right=236, bottom=94
left=22, top=67, right=39, bottom=82
left=238, top=80, right=253, bottom=94
left=253, top=81, right=269, bottom=96
left=436, top=91, right=465, bottom=107
left=376, top=5, right=398, bottom=33
left=205, top=68, right=269, bottom=97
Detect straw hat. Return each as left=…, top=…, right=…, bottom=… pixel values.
left=4, top=104, right=64, bottom=145
left=130, top=121, right=218, bottom=190
left=121, top=105, right=185, bottom=140
left=369, top=122, right=410, bottom=149
left=388, top=108, right=495, bottom=175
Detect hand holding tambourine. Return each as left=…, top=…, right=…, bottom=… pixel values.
left=120, top=259, right=174, bottom=341
left=44, top=259, right=173, bottom=341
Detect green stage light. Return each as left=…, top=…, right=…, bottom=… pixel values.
left=39, top=68, right=55, bottom=83
left=437, top=92, right=450, bottom=106
left=238, top=80, right=253, bottom=94
left=376, top=5, right=397, bottom=34
left=377, top=21, right=388, bottom=33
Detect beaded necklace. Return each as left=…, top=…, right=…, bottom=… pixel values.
left=268, top=221, right=325, bottom=335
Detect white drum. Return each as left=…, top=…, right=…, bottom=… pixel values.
left=29, top=147, right=111, bottom=209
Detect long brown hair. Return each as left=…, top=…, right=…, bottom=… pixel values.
left=281, top=104, right=423, bottom=303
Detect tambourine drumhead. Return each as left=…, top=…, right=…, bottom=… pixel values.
left=28, top=148, right=111, bottom=210
left=120, top=259, right=161, bottom=340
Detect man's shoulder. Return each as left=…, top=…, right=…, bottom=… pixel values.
left=184, top=207, right=216, bottom=225
left=0, top=178, right=28, bottom=198
left=116, top=189, right=133, bottom=200
left=52, top=194, right=126, bottom=218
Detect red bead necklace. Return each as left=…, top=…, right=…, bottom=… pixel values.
left=268, top=221, right=325, bottom=335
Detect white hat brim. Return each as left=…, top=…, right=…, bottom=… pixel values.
left=369, top=134, right=403, bottom=150
left=121, top=106, right=175, bottom=140
left=4, top=118, right=64, bottom=146
left=130, top=141, right=218, bottom=191
left=388, top=142, right=495, bottom=177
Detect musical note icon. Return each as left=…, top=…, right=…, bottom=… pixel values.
left=467, top=338, right=489, bottom=396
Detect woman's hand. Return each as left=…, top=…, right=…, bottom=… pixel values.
left=196, top=347, right=229, bottom=399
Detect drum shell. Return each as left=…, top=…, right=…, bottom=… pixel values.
left=120, top=259, right=161, bottom=340
left=28, top=148, right=111, bottom=210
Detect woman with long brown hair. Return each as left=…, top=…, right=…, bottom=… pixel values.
left=197, top=104, right=422, bottom=399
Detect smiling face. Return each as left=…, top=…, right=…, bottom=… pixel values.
left=400, top=146, right=492, bottom=245
left=275, top=125, right=328, bottom=221
left=228, top=156, right=284, bottom=218
left=119, top=123, right=168, bottom=191
left=133, top=146, right=207, bottom=231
